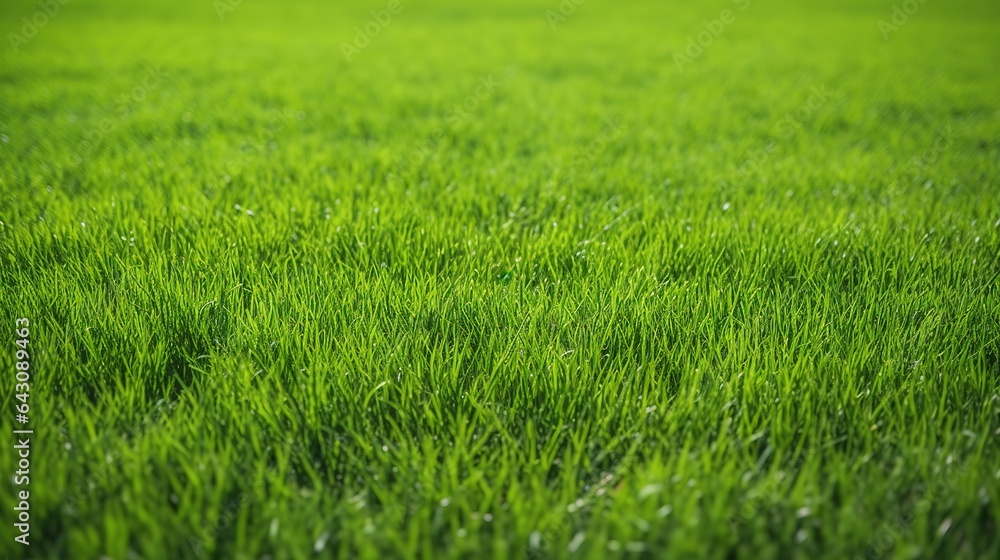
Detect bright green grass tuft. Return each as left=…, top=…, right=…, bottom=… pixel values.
left=1, top=0, right=999, bottom=558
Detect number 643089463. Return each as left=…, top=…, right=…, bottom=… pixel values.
left=15, top=318, right=30, bottom=379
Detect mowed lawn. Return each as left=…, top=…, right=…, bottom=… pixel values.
left=1, top=0, right=999, bottom=558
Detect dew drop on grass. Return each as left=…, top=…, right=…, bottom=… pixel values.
left=568, top=532, right=585, bottom=552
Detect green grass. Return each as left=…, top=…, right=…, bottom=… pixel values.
left=1, top=0, right=999, bottom=558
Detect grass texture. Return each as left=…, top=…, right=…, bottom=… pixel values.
left=1, top=0, right=999, bottom=558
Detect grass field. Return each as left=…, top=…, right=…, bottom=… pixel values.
left=1, top=0, right=999, bottom=558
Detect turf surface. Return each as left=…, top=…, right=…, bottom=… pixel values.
left=1, top=0, right=999, bottom=558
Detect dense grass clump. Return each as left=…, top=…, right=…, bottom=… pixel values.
left=1, top=0, right=999, bottom=558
